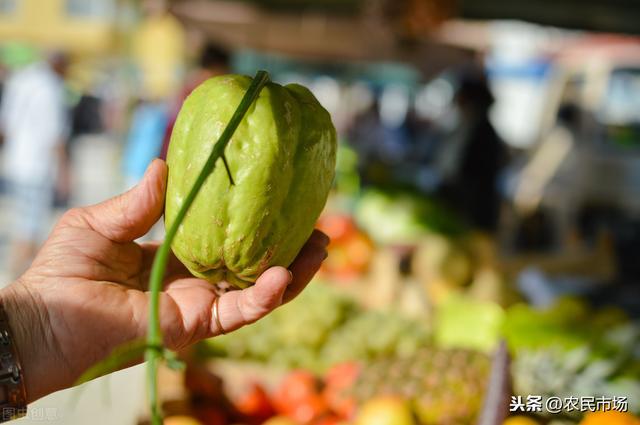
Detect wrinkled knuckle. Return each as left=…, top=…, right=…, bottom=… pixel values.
left=59, top=207, right=86, bottom=227
left=236, top=295, right=253, bottom=324
left=246, top=292, right=273, bottom=320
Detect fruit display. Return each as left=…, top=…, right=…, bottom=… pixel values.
left=412, top=233, right=517, bottom=308
left=200, top=283, right=430, bottom=372
left=501, top=297, right=628, bottom=352
left=142, top=276, right=640, bottom=425
left=333, top=144, right=361, bottom=200
left=512, top=344, right=640, bottom=418
left=320, top=309, right=431, bottom=365
left=503, top=299, right=640, bottom=417
left=349, top=347, right=491, bottom=425
left=316, top=213, right=375, bottom=281
left=355, top=397, right=416, bottom=425
left=579, top=411, right=640, bottom=425
left=234, top=382, right=276, bottom=424
left=168, top=346, right=490, bottom=425
left=433, top=294, right=505, bottom=352
left=354, top=189, right=464, bottom=245
left=165, top=74, right=337, bottom=289
left=502, top=417, right=540, bottom=425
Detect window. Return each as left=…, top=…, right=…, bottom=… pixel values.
left=65, top=0, right=113, bottom=19
left=0, top=0, right=17, bottom=15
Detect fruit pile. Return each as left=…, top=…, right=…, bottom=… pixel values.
left=354, top=189, right=464, bottom=245
left=200, top=283, right=430, bottom=372
left=503, top=411, right=640, bottom=425
left=184, top=262, right=640, bottom=425
left=315, top=214, right=375, bottom=281
left=503, top=298, right=640, bottom=417
left=160, top=345, right=490, bottom=425
left=348, top=347, right=491, bottom=424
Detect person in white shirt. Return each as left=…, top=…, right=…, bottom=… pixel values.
left=0, top=52, right=69, bottom=277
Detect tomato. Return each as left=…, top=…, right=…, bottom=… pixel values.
left=323, top=363, right=360, bottom=419
left=316, top=214, right=357, bottom=244
left=234, top=382, right=276, bottom=424
left=288, top=394, right=328, bottom=424
left=316, top=214, right=374, bottom=281
left=273, top=370, right=319, bottom=412
left=273, top=371, right=326, bottom=423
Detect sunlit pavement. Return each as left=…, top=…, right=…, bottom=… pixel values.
left=23, top=365, right=147, bottom=424
left=1, top=135, right=149, bottom=424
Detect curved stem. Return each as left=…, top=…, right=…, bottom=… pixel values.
left=145, top=70, right=270, bottom=425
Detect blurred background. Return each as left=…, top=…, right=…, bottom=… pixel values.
left=0, top=0, right=640, bottom=424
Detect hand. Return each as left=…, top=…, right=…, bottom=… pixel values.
left=0, top=159, right=328, bottom=403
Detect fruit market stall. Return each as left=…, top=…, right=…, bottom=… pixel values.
left=139, top=184, right=640, bottom=425
left=142, top=279, right=640, bottom=425
left=133, top=16, right=640, bottom=423
left=137, top=55, right=640, bottom=423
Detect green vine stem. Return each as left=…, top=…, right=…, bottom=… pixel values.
left=145, top=70, right=271, bottom=424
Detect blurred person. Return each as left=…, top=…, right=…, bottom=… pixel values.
left=436, top=68, right=508, bottom=232
left=0, top=159, right=328, bottom=405
left=346, top=97, right=398, bottom=186
left=160, top=43, right=230, bottom=159
left=0, top=50, right=70, bottom=278
left=132, top=0, right=186, bottom=102
left=122, top=100, right=168, bottom=189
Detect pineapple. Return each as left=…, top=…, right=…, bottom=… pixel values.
left=350, top=347, right=490, bottom=424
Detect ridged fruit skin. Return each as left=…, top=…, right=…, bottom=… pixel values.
left=165, top=74, right=337, bottom=288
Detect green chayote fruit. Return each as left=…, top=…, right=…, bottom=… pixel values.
left=165, top=74, right=337, bottom=288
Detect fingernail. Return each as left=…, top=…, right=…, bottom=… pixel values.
left=286, top=269, right=294, bottom=283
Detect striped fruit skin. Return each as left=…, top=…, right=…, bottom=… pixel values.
left=166, top=75, right=336, bottom=288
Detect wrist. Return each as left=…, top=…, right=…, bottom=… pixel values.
left=0, top=282, right=45, bottom=404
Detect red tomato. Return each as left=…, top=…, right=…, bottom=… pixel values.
left=273, top=370, right=319, bottom=410
left=323, top=363, right=360, bottom=419
left=316, top=214, right=357, bottom=244
left=316, top=214, right=374, bottom=281
left=288, top=394, right=328, bottom=424
left=234, top=382, right=276, bottom=424
left=273, top=371, right=325, bottom=422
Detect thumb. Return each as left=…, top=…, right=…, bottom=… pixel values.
left=64, top=159, right=168, bottom=242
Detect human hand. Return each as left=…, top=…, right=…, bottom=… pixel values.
left=0, top=159, right=328, bottom=402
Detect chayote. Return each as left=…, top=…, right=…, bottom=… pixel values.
left=165, top=74, right=337, bottom=289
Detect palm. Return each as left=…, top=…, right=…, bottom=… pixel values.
left=5, top=160, right=327, bottom=402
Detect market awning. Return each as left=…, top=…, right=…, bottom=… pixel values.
left=170, top=0, right=473, bottom=79
left=459, top=0, right=640, bottom=35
